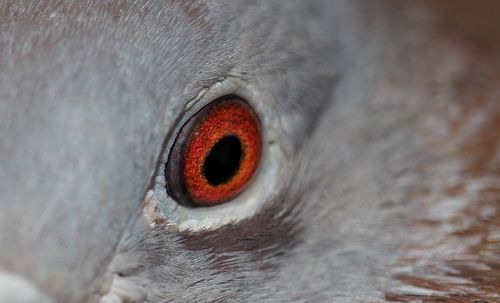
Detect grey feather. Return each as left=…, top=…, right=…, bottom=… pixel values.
left=1, top=1, right=499, bottom=302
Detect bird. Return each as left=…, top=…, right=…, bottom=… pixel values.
left=1, top=0, right=499, bottom=302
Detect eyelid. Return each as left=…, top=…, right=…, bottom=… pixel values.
left=145, top=77, right=291, bottom=232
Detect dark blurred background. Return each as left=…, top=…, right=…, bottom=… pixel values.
left=423, top=0, right=500, bottom=46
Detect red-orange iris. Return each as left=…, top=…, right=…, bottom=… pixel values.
left=165, top=96, right=262, bottom=206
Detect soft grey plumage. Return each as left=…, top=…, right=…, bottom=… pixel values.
left=2, top=1, right=500, bottom=302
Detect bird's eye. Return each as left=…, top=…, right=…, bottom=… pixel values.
left=165, top=96, right=262, bottom=207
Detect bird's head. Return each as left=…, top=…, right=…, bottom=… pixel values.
left=1, top=1, right=499, bottom=302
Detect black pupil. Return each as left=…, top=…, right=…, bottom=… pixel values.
left=203, top=135, right=243, bottom=186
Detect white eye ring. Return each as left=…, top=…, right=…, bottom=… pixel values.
left=144, top=76, right=292, bottom=232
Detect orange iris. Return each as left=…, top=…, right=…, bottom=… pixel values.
left=165, top=96, right=262, bottom=206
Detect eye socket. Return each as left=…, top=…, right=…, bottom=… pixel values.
left=165, top=95, right=262, bottom=207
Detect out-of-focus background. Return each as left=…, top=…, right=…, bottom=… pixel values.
left=423, top=0, right=500, bottom=46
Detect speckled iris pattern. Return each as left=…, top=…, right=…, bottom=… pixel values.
left=181, top=97, right=261, bottom=206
